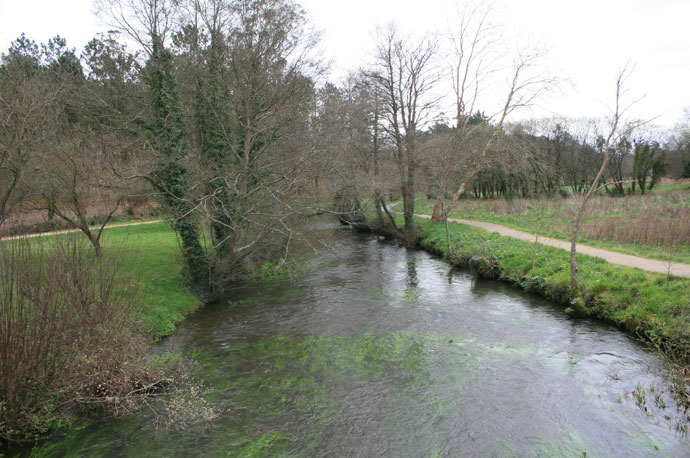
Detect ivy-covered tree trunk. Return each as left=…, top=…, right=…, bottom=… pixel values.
left=145, top=39, right=208, bottom=288
left=201, top=29, right=234, bottom=260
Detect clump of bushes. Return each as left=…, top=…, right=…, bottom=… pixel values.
left=0, top=237, right=171, bottom=443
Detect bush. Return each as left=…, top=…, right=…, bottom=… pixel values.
left=0, top=237, right=155, bottom=442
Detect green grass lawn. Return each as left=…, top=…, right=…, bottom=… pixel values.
left=410, top=190, right=690, bottom=264
left=98, top=221, right=201, bottom=339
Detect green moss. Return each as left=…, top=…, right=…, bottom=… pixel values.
left=236, top=432, right=290, bottom=457
left=403, top=288, right=419, bottom=303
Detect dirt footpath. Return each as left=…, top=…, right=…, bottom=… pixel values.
left=4, top=214, right=690, bottom=278
left=0, top=220, right=163, bottom=242
left=415, top=213, right=690, bottom=278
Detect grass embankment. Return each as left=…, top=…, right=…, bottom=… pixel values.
left=412, top=188, right=690, bottom=264
left=0, top=222, right=200, bottom=443
left=412, top=216, right=690, bottom=355
left=97, top=221, right=201, bottom=339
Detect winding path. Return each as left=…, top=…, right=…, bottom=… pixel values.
left=0, top=219, right=163, bottom=242
left=3, top=213, right=690, bottom=278
left=414, top=212, right=690, bottom=278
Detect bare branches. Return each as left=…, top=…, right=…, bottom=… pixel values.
left=428, top=3, right=553, bottom=222
left=569, top=64, right=641, bottom=298
left=366, top=23, right=441, bottom=235
left=95, top=0, right=179, bottom=53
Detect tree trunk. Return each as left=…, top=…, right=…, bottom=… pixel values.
left=379, top=196, right=401, bottom=233
left=443, top=201, right=452, bottom=258
left=374, top=194, right=384, bottom=226
left=569, top=207, right=584, bottom=291
left=82, top=225, right=103, bottom=258
left=569, top=67, right=629, bottom=295
left=91, top=237, right=103, bottom=258
left=431, top=196, right=443, bottom=222
left=404, top=159, right=415, bottom=234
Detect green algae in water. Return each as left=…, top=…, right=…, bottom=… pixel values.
left=235, top=432, right=290, bottom=457
left=221, top=331, right=479, bottom=388
left=403, top=287, right=420, bottom=303
left=197, top=331, right=482, bottom=454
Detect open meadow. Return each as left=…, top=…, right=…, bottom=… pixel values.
left=413, top=183, right=690, bottom=264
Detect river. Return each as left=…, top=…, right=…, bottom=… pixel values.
left=24, top=228, right=690, bottom=456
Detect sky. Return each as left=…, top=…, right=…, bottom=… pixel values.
left=0, top=0, right=688, bottom=129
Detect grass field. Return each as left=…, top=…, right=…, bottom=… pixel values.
left=96, top=221, right=201, bottom=339
left=412, top=187, right=690, bottom=264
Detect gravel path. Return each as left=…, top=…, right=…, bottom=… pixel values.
left=414, top=213, right=690, bottom=278
left=4, top=215, right=689, bottom=278
left=0, top=220, right=163, bottom=241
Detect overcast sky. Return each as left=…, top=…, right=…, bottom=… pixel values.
left=1, top=0, right=688, bottom=128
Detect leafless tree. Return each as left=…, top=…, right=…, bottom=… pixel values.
left=187, top=0, right=323, bottom=284
left=0, top=52, right=61, bottom=227
left=38, top=128, right=130, bottom=257
left=313, top=74, right=398, bottom=228
left=367, top=23, right=440, bottom=238
left=428, top=2, right=553, bottom=254
left=569, top=65, right=643, bottom=299
left=95, top=0, right=179, bottom=53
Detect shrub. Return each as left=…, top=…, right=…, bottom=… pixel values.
left=0, top=236, right=154, bottom=442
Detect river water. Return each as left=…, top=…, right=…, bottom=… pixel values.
left=25, top=229, right=690, bottom=456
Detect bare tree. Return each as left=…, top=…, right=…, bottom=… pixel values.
left=38, top=125, right=130, bottom=257
left=428, top=2, right=552, bottom=255
left=313, top=74, right=397, bottom=228
left=187, top=0, right=323, bottom=285
left=367, top=23, right=440, bottom=238
left=569, top=66, right=642, bottom=300
left=0, top=38, right=61, bottom=227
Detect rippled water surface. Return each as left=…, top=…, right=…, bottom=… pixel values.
left=26, top=229, right=690, bottom=457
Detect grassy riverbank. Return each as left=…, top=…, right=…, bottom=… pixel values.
left=0, top=222, right=201, bottom=444
left=416, top=216, right=689, bottom=354
left=99, top=221, right=202, bottom=339
left=411, top=189, right=690, bottom=264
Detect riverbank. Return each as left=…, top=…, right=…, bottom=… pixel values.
left=365, top=215, right=690, bottom=412
left=410, top=190, right=690, bottom=265
left=0, top=222, right=202, bottom=445
left=102, top=221, right=203, bottom=338
left=412, top=212, right=690, bottom=278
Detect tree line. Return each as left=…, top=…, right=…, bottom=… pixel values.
left=2, top=0, right=689, bottom=294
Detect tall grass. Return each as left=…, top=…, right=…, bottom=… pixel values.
left=583, top=196, right=690, bottom=248
left=0, top=236, right=151, bottom=442
left=415, top=190, right=690, bottom=263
